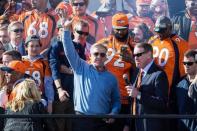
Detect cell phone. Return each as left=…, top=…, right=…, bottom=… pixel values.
left=121, top=46, right=128, bottom=54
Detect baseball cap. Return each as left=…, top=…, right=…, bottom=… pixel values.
left=25, top=35, right=40, bottom=45
left=0, top=60, right=26, bottom=74
left=136, top=0, right=152, bottom=5
left=154, top=16, right=172, bottom=32
left=112, top=13, right=129, bottom=29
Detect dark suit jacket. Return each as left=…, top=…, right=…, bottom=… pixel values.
left=133, top=62, right=169, bottom=131
left=4, top=42, right=26, bottom=56
left=172, top=11, right=191, bottom=41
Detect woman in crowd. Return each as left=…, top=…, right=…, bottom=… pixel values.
left=4, top=78, right=52, bottom=131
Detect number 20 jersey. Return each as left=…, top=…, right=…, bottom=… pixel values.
left=150, top=35, right=189, bottom=90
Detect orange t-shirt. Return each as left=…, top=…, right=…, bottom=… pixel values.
left=97, top=36, right=134, bottom=104
left=150, top=35, right=189, bottom=93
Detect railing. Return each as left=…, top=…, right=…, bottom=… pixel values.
left=0, top=114, right=196, bottom=119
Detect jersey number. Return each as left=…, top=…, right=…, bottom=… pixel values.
left=153, top=47, right=169, bottom=67
left=27, top=21, right=48, bottom=38
left=25, top=71, right=41, bottom=86
left=105, top=48, right=124, bottom=67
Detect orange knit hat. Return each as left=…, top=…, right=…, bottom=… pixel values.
left=112, top=13, right=129, bottom=29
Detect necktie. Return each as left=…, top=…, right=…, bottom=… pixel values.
left=14, top=46, right=18, bottom=51
left=132, top=70, right=144, bottom=115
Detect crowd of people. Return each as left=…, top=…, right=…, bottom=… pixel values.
left=0, top=0, right=196, bottom=131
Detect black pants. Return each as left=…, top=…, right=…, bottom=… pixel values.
left=109, top=104, right=135, bottom=131
left=0, top=107, right=4, bottom=131
left=73, top=112, right=109, bottom=131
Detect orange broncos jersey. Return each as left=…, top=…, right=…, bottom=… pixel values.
left=22, top=57, right=51, bottom=93
left=150, top=35, right=189, bottom=92
left=129, top=15, right=154, bottom=31
left=97, top=35, right=134, bottom=104
left=18, top=10, right=56, bottom=52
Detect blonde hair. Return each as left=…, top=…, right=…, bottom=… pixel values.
left=7, top=79, right=41, bottom=112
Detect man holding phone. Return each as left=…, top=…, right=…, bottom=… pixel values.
left=97, top=13, right=135, bottom=131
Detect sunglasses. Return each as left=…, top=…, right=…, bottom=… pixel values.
left=183, top=61, right=196, bottom=66
left=93, top=52, right=106, bottom=57
left=133, top=51, right=146, bottom=57
left=76, top=30, right=89, bottom=36
left=11, top=28, right=24, bottom=33
left=73, top=2, right=85, bottom=7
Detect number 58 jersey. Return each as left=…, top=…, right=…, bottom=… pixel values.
left=22, top=56, right=52, bottom=93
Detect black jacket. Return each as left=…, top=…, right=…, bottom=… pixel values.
left=133, top=62, right=169, bottom=131
left=172, top=10, right=191, bottom=41
left=4, top=102, right=53, bottom=131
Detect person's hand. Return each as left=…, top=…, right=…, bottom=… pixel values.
left=103, top=113, right=115, bottom=124
left=56, top=8, right=68, bottom=19
left=63, top=18, right=73, bottom=30
left=123, top=125, right=130, bottom=131
left=60, top=65, right=73, bottom=74
left=125, top=85, right=139, bottom=98
left=47, top=102, right=53, bottom=114
left=105, top=118, right=115, bottom=124
left=120, top=51, right=134, bottom=63
left=57, top=88, right=70, bottom=102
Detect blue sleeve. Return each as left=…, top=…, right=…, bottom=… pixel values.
left=111, top=78, right=121, bottom=114
left=44, top=76, right=54, bottom=102
left=48, top=41, right=61, bottom=80
left=62, top=31, right=86, bottom=72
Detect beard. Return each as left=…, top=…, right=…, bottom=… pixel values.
left=114, top=32, right=129, bottom=42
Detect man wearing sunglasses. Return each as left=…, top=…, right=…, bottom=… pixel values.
left=4, top=21, right=26, bottom=56
left=69, top=0, right=99, bottom=44
left=126, top=43, right=169, bottom=131
left=48, top=19, right=88, bottom=131
left=172, top=0, right=197, bottom=49
left=176, top=49, right=197, bottom=131
left=62, top=18, right=121, bottom=131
